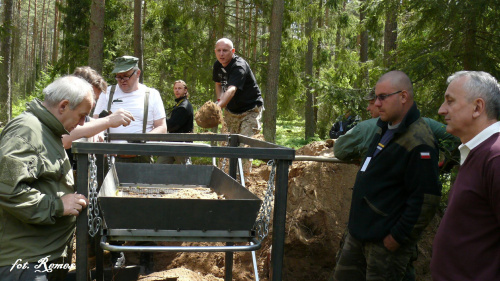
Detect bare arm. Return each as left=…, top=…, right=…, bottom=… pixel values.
left=215, top=82, right=223, bottom=100
left=62, top=109, right=135, bottom=149
left=149, top=118, right=167, bottom=134
left=217, top=85, right=237, bottom=109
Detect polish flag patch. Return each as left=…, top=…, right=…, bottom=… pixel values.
left=420, top=152, right=431, bottom=159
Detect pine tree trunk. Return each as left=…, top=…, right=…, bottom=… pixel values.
left=358, top=0, right=369, bottom=88
left=51, top=0, right=60, bottom=64
left=305, top=16, right=316, bottom=140
left=1, top=0, right=14, bottom=124
left=383, top=0, right=398, bottom=68
left=134, top=0, right=144, bottom=82
left=89, top=0, right=105, bottom=73
left=263, top=0, right=284, bottom=143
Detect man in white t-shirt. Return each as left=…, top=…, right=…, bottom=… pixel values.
left=93, top=56, right=167, bottom=161
left=93, top=56, right=166, bottom=272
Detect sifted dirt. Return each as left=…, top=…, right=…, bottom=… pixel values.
left=84, top=140, right=439, bottom=281
left=195, top=101, right=223, bottom=129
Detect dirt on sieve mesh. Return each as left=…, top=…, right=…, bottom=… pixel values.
left=91, top=140, right=438, bottom=281
left=195, top=101, right=224, bottom=129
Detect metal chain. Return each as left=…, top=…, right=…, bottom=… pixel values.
left=88, top=154, right=102, bottom=237
left=221, top=157, right=227, bottom=173
left=254, top=160, right=276, bottom=241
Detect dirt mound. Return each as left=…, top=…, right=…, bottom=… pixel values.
left=122, top=140, right=438, bottom=281
left=195, top=101, right=223, bottom=128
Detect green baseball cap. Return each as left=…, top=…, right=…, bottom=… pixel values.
left=112, top=56, right=139, bottom=73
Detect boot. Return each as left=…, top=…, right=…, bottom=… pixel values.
left=139, top=252, right=154, bottom=275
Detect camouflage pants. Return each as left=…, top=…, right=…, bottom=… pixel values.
left=224, top=105, right=263, bottom=137
left=332, top=232, right=415, bottom=281
left=224, top=106, right=263, bottom=173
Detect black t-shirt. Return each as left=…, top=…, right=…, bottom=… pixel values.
left=167, top=97, right=194, bottom=133
left=212, top=55, right=263, bottom=114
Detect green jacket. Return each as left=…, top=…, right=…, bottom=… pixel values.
left=0, top=99, right=75, bottom=267
left=334, top=117, right=460, bottom=162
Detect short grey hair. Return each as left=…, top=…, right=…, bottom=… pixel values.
left=447, top=71, right=500, bottom=120
left=43, top=75, right=94, bottom=109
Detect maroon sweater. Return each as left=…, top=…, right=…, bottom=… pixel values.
left=431, top=133, right=500, bottom=281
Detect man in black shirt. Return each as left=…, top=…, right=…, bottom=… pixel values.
left=213, top=38, right=264, bottom=137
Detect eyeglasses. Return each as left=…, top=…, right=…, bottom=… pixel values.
left=115, top=70, right=136, bottom=82
left=375, top=90, right=402, bottom=101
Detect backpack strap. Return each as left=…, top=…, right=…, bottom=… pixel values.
left=106, top=85, right=117, bottom=140
left=143, top=88, right=150, bottom=134
left=107, top=85, right=116, bottom=112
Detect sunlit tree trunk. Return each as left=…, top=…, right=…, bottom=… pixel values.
left=463, top=2, right=478, bottom=70
left=1, top=0, right=14, bottom=124
left=384, top=0, right=398, bottom=69
left=51, top=0, right=60, bottom=64
left=305, top=16, right=316, bottom=140
left=89, top=0, right=105, bottom=73
left=358, top=0, right=369, bottom=88
left=31, top=0, right=38, bottom=91
left=134, top=0, right=144, bottom=82
left=263, top=0, right=284, bottom=143
left=216, top=0, right=226, bottom=39
left=314, top=0, right=324, bottom=123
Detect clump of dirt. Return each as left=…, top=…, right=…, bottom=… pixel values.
left=195, top=101, right=223, bottom=128
left=89, top=140, right=438, bottom=281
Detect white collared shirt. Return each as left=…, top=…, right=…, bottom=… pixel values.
left=458, top=121, right=500, bottom=165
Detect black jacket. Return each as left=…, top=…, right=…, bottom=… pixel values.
left=348, top=103, right=442, bottom=245
left=167, top=97, right=193, bottom=133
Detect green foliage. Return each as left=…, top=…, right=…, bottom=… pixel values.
left=11, top=68, right=57, bottom=118
left=274, top=119, right=321, bottom=148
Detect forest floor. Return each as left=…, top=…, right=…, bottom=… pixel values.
left=80, top=140, right=440, bottom=281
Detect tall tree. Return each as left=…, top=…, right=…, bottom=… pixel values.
left=358, top=0, right=369, bottom=88
left=51, top=0, right=60, bottom=64
left=89, top=0, right=105, bottom=73
left=304, top=15, right=315, bottom=139
left=1, top=0, right=14, bottom=124
left=216, top=0, right=226, bottom=39
left=263, top=0, right=285, bottom=143
left=383, top=0, right=398, bottom=69
left=134, top=0, right=144, bottom=82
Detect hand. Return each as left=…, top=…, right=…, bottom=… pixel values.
left=383, top=234, right=400, bottom=252
left=61, top=193, right=89, bottom=217
left=106, top=108, right=135, bottom=128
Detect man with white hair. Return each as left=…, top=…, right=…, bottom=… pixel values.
left=431, top=71, right=500, bottom=281
left=0, top=75, right=92, bottom=280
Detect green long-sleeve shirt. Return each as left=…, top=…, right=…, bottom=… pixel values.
left=0, top=99, right=75, bottom=267
left=334, top=117, right=460, bottom=162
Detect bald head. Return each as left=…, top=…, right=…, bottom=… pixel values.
left=377, top=70, right=414, bottom=99
left=215, top=38, right=234, bottom=49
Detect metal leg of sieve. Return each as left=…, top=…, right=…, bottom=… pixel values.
left=238, top=158, right=246, bottom=187
left=251, top=241, right=260, bottom=281
left=237, top=158, right=259, bottom=281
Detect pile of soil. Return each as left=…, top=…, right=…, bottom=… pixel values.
left=195, top=101, right=223, bottom=128
left=88, top=140, right=438, bottom=281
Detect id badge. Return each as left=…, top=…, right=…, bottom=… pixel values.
left=360, top=157, right=371, bottom=172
